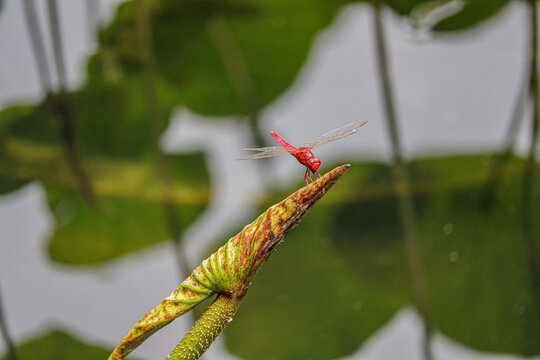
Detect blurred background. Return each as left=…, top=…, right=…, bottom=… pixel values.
left=0, top=0, right=539, bottom=359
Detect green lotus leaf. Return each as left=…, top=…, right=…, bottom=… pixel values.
left=0, top=70, right=210, bottom=266
left=0, top=80, right=177, bottom=159
left=0, top=330, right=114, bottom=360
left=377, top=0, right=509, bottom=33
left=431, top=0, right=509, bottom=32
left=0, top=118, right=210, bottom=264
left=414, top=155, right=540, bottom=355
left=90, top=0, right=345, bottom=117
left=46, top=152, right=210, bottom=265
left=384, top=0, right=435, bottom=16
left=224, top=154, right=540, bottom=359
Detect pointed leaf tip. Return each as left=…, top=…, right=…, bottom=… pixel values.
left=108, top=165, right=350, bottom=360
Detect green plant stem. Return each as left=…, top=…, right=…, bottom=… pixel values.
left=85, top=0, right=100, bottom=41
left=246, top=112, right=276, bottom=188
left=33, top=0, right=99, bottom=208
left=135, top=0, right=189, bottom=279
left=46, top=93, right=99, bottom=208
left=247, top=113, right=266, bottom=151
left=481, top=0, right=534, bottom=209
left=23, top=0, right=98, bottom=207
left=22, top=0, right=53, bottom=91
left=480, top=72, right=529, bottom=209
left=523, top=0, right=540, bottom=321
left=46, top=0, right=67, bottom=87
left=167, top=294, right=242, bottom=360
left=25, top=0, right=96, bottom=207
left=108, top=165, right=350, bottom=360
left=0, top=283, right=18, bottom=360
left=372, top=2, right=433, bottom=359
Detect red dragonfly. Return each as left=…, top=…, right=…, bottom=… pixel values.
left=238, top=119, right=368, bottom=185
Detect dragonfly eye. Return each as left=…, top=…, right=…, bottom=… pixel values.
left=308, top=158, right=321, bottom=171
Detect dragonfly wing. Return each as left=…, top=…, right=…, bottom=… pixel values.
left=236, top=146, right=290, bottom=160
left=301, top=119, right=368, bottom=149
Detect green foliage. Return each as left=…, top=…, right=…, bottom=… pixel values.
left=90, top=0, right=345, bottom=116
left=431, top=0, right=509, bottom=32
left=224, top=155, right=540, bottom=359
left=402, top=0, right=509, bottom=33
left=0, top=330, right=112, bottom=360
left=415, top=156, right=540, bottom=355
left=46, top=152, right=209, bottom=264
left=384, top=0, right=433, bottom=16
left=0, top=82, right=171, bottom=159
left=0, top=91, right=210, bottom=265
left=371, top=0, right=510, bottom=33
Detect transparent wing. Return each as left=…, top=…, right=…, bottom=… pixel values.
left=236, top=146, right=291, bottom=160
left=300, top=119, right=368, bottom=149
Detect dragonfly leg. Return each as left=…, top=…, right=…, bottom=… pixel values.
left=305, top=168, right=315, bottom=185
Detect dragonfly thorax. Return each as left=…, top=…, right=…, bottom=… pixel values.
left=295, top=150, right=321, bottom=171
left=306, top=157, right=321, bottom=171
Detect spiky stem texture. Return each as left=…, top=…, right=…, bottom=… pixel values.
left=167, top=295, right=241, bottom=360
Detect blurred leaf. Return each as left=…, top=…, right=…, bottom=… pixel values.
left=378, top=0, right=509, bottom=33
left=0, top=93, right=210, bottom=264
left=0, top=330, right=112, bottom=360
left=0, top=81, right=170, bottom=159
left=223, top=154, right=540, bottom=359
left=398, top=0, right=509, bottom=32
left=432, top=0, right=509, bottom=32
left=409, top=0, right=464, bottom=29
left=415, top=155, right=540, bottom=355
left=384, top=0, right=434, bottom=16
left=47, top=152, right=209, bottom=264
left=90, top=0, right=345, bottom=116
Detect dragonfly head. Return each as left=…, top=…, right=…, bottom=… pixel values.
left=307, top=158, right=321, bottom=171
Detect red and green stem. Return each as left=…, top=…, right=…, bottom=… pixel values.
left=108, top=164, right=351, bottom=360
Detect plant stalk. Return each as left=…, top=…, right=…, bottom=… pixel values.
left=167, top=294, right=242, bottom=360
left=0, top=283, right=18, bottom=360
left=481, top=1, right=534, bottom=209
left=46, top=0, right=67, bottom=88
left=523, top=0, right=540, bottom=322
left=22, top=0, right=53, bottom=91
left=480, top=71, right=529, bottom=209
left=47, top=0, right=98, bottom=208
left=24, top=0, right=99, bottom=208
left=85, top=0, right=100, bottom=41
left=372, top=2, right=433, bottom=359
left=135, top=0, right=189, bottom=279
